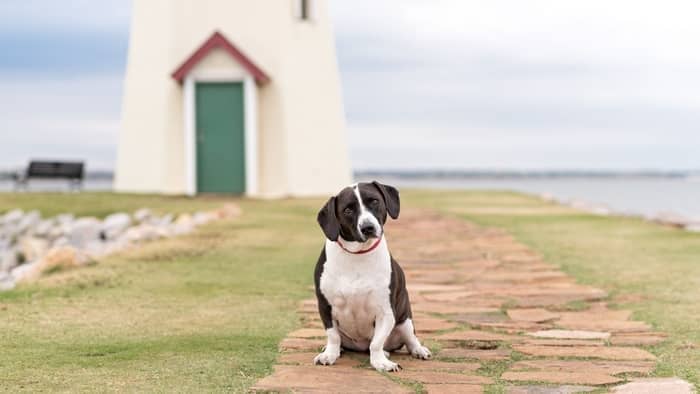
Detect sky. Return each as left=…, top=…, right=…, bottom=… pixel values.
left=1, top=0, right=699, bottom=171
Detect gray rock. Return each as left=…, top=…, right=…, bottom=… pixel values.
left=101, top=213, right=132, bottom=240
left=19, top=237, right=49, bottom=262
left=611, top=378, right=693, bottom=394
left=33, top=219, right=55, bottom=237
left=17, top=210, right=41, bottom=234
left=2, top=209, right=24, bottom=225
left=10, top=260, right=38, bottom=282
left=193, top=211, right=215, bottom=226
left=55, top=213, right=75, bottom=226
left=67, top=217, right=102, bottom=249
left=133, top=208, right=153, bottom=223
left=172, top=213, right=194, bottom=235
left=1, top=249, right=19, bottom=273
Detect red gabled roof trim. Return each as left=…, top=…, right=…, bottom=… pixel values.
left=171, top=31, right=270, bottom=84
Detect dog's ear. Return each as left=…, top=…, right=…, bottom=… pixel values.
left=372, top=181, right=400, bottom=219
left=317, top=196, right=340, bottom=241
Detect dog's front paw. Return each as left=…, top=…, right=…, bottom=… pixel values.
left=410, top=345, right=432, bottom=360
left=314, top=350, right=340, bottom=366
left=371, top=357, right=401, bottom=372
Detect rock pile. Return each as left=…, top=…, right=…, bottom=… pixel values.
left=0, top=205, right=239, bottom=291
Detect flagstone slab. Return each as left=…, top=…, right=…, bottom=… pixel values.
left=279, top=337, right=324, bottom=352
left=522, top=339, right=605, bottom=347
left=513, top=344, right=656, bottom=360
left=509, top=360, right=655, bottom=375
left=438, top=347, right=511, bottom=360
left=395, top=370, right=493, bottom=385
left=278, top=352, right=364, bottom=367
left=506, top=385, right=596, bottom=394
left=502, top=371, right=621, bottom=385
left=424, top=384, right=484, bottom=393
left=412, top=302, right=500, bottom=314
left=527, top=329, right=611, bottom=340
left=611, top=378, right=694, bottom=394
left=251, top=365, right=411, bottom=393
left=507, top=308, right=561, bottom=323
left=435, top=329, right=519, bottom=343
left=391, top=358, right=481, bottom=373
left=414, top=316, right=459, bottom=333
left=555, top=319, right=651, bottom=333
left=609, top=332, right=667, bottom=346
left=421, top=291, right=476, bottom=302
left=288, top=328, right=327, bottom=338
left=408, top=284, right=468, bottom=293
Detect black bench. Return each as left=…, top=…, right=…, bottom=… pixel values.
left=13, top=161, right=85, bottom=190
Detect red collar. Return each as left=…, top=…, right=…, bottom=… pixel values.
left=336, top=237, right=382, bottom=254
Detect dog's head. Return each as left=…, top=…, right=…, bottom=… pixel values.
left=317, top=181, right=400, bottom=242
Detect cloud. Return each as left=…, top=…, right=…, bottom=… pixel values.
left=1, top=0, right=699, bottom=171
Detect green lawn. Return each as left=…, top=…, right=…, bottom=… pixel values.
left=0, top=194, right=324, bottom=392
left=1, top=191, right=699, bottom=391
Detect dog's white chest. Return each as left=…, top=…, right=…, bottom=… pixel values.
left=320, top=239, right=393, bottom=345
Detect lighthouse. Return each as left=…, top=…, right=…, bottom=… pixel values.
left=115, top=0, right=351, bottom=197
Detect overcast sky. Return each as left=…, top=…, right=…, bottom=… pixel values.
left=1, top=0, right=699, bottom=171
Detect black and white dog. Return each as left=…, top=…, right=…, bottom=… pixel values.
left=313, top=181, right=431, bottom=372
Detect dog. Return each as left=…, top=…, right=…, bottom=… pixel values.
left=313, top=181, right=432, bottom=372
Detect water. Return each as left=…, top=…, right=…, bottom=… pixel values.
left=358, top=176, right=700, bottom=221
left=2, top=176, right=698, bottom=222
left=0, top=179, right=113, bottom=192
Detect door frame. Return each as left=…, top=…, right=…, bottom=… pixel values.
left=183, top=69, right=258, bottom=196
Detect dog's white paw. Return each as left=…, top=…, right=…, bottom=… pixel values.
left=383, top=350, right=390, bottom=358
left=314, top=350, right=340, bottom=366
left=371, top=356, right=401, bottom=372
left=410, top=345, right=432, bottom=360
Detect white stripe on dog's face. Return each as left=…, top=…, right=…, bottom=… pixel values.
left=353, top=184, right=382, bottom=241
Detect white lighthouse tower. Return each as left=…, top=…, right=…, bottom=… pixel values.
left=115, top=0, right=351, bottom=197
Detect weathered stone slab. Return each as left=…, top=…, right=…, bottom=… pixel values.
left=502, top=371, right=621, bottom=385
left=527, top=329, right=610, bottom=340
left=288, top=328, right=326, bottom=338
left=424, top=384, right=484, bottom=393
left=611, top=378, right=694, bottom=394
left=279, top=337, right=324, bottom=352
left=392, top=358, right=480, bottom=373
left=609, top=332, right=667, bottom=346
left=412, top=302, right=500, bottom=315
left=396, top=370, right=493, bottom=385
left=434, top=329, right=518, bottom=343
left=251, top=365, right=411, bottom=393
left=513, top=344, right=656, bottom=360
left=506, top=385, right=596, bottom=394
left=422, top=291, right=475, bottom=302
left=414, top=316, right=459, bottom=333
left=278, top=352, right=362, bottom=367
left=507, top=308, right=560, bottom=323
left=438, top=347, right=511, bottom=360
left=522, top=339, right=604, bottom=347
left=509, top=360, right=655, bottom=375
left=556, top=319, right=651, bottom=333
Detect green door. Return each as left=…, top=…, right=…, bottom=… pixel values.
left=195, top=82, right=246, bottom=193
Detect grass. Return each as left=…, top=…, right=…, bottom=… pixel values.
left=0, top=194, right=324, bottom=392
left=404, top=189, right=700, bottom=388
left=1, top=190, right=699, bottom=391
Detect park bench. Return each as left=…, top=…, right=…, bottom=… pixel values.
left=13, top=161, right=84, bottom=191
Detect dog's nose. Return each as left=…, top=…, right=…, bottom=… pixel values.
left=361, top=224, right=375, bottom=236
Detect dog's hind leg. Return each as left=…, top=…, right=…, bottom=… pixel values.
left=396, top=319, right=432, bottom=360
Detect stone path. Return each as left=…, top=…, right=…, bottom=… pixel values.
left=252, top=211, right=694, bottom=393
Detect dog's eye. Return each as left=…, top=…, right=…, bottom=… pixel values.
left=343, top=207, right=354, bottom=216
left=369, top=199, right=379, bottom=207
